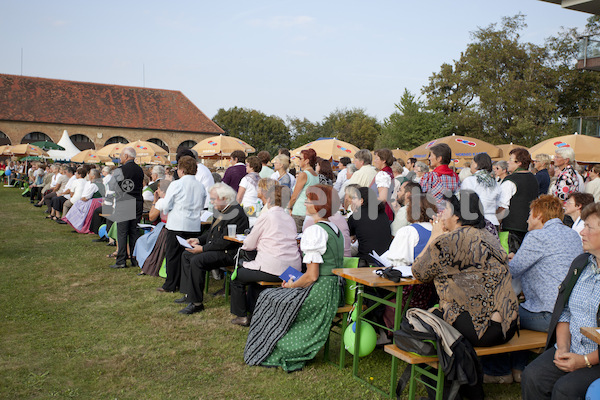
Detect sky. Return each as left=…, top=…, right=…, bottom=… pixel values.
left=0, top=1, right=592, bottom=124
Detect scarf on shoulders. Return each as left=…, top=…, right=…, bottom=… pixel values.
left=433, top=165, right=458, bottom=178
left=474, top=169, right=495, bottom=188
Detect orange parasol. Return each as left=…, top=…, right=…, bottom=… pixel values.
left=528, top=133, right=600, bottom=163
left=192, top=135, right=255, bottom=157
left=291, top=138, right=359, bottom=161
left=408, top=134, right=502, bottom=161
left=71, top=149, right=111, bottom=164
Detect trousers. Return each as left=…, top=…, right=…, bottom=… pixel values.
left=180, top=250, right=234, bottom=303
left=161, top=229, right=201, bottom=292
left=230, top=267, right=281, bottom=317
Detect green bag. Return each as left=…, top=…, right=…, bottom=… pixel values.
left=499, top=231, right=509, bottom=254
left=159, top=258, right=167, bottom=278
left=343, top=257, right=359, bottom=305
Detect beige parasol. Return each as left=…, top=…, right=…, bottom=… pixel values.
left=528, top=133, right=600, bottom=163
left=0, top=145, right=12, bottom=156
left=495, top=143, right=528, bottom=161
left=291, top=138, right=359, bottom=161
left=71, top=149, right=111, bottom=164
left=137, top=154, right=170, bottom=165
left=391, top=148, right=409, bottom=161
left=96, top=141, right=168, bottom=159
left=192, top=135, right=255, bottom=157
left=6, top=144, right=49, bottom=157
left=408, top=134, right=502, bottom=162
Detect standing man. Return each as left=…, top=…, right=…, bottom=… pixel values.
left=419, top=143, right=459, bottom=207
left=333, top=156, right=352, bottom=194
left=110, top=147, right=144, bottom=269
left=346, top=149, right=377, bottom=188
left=222, top=150, right=247, bottom=192
left=499, top=148, right=539, bottom=254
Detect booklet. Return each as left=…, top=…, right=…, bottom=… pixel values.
left=176, top=235, right=193, bottom=249
left=279, top=266, right=303, bottom=283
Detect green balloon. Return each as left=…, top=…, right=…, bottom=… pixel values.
left=350, top=305, right=359, bottom=322
left=343, top=321, right=377, bottom=357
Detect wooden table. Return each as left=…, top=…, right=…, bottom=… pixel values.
left=332, top=267, right=422, bottom=398
left=224, top=235, right=245, bottom=244
left=581, top=327, right=600, bottom=345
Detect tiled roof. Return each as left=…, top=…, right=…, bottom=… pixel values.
left=0, top=74, right=224, bottom=134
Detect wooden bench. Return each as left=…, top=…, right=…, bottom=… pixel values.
left=384, top=329, right=547, bottom=400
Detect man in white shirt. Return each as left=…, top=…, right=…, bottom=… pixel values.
left=190, top=149, right=215, bottom=208
left=346, top=149, right=377, bottom=188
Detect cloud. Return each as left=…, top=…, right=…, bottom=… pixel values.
left=248, top=16, right=315, bottom=29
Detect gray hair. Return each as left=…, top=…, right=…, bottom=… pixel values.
left=102, top=166, right=111, bottom=174
left=493, top=160, right=508, bottom=172
left=152, top=165, right=166, bottom=179
left=415, top=161, right=429, bottom=173
left=273, top=154, right=290, bottom=170
left=122, top=147, right=137, bottom=159
left=354, top=149, right=372, bottom=165
left=391, top=161, right=403, bottom=174
left=346, top=163, right=358, bottom=175
left=555, top=147, right=576, bottom=166
left=535, top=154, right=552, bottom=169
left=89, top=169, right=101, bottom=179
left=209, top=182, right=237, bottom=203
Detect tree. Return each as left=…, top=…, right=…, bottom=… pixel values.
left=423, top=14, right=562, bottom=147
left=212, top=107, right=290, bottom=155
left=319, top=108, right=381, bottom=150
left=375, top=89, right=451, bottom=150
left=287, top=117, right=323, bottom=149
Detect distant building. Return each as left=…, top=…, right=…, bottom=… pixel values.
left=0, top=74, right=224, bottom=157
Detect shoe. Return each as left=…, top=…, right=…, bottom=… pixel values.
left=157, top=287, right=175, bottom=293
left=174, top=295, right=189, bottom=304
left=212, top=288, right=226, bottom=297
left=34, top=204, right=42, bottom=207
left=211, top=269, right=224, bottom=280
left=231, top=316, right=250, bottom=327
left=106, top=241, right=116, bottom=247
left=92, top=237, right=108, bottom=243
left=109, top=263, right=128, bottom=269
left=178, top=303, right=204, bottom=315
left=483, top=374, right=513, bottom=384
left=512, top=369, right=522, bottom=383
left=56, top=220, right=67, bottom=224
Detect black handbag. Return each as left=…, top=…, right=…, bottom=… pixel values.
left=236, top=249, right=257, bottom=268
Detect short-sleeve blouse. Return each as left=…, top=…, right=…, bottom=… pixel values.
left=300, top=222, right=339, bottom=264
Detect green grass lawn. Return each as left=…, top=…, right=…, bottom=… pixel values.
left=0, top=187, right=521, bottom=399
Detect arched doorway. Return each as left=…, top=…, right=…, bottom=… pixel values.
left=148, top=138, right=169, bottom=152
left=177, top=140, right=197, bottom=155
left=21, top=132, right=52, bottom=144
left=71, top=134, right=95, bottom=151
left=104, top=136, right=129, bottom=146
left=0, top=131, right=10, bottom=146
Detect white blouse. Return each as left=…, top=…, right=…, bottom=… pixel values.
left=382, top=222, right=432, bottom=266
left=300, top=221, right=340, bottom=264
left=375, top=170, right=392, bottom=188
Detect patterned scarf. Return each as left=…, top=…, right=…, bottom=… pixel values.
left=474, top=169, right=495, bottom=188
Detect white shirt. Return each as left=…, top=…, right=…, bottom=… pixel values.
left=51, top=172, right=62, bottom=187
left=155, top=175, right=206, bottom=232
left=60, top=175, right=77, bottom=199
left=460, top=175, right=502, bottom=226
left=270, top=170, right=296, bottom=189
left=498, top=179, right=516, bottom=210
left=585, top=177, right=600, bottom=202
left=70, top=178, right=87, bottom=203
left=383, top=222, right=432, bottom=266
left=572, top=216, right=584, bottom=238
left=195, top=162, right=215, bottom=208
left=81, top=181, right=99, bottom=199
left=238, top=175, right=259, bottom=207
left=390, top=206, right=409, bottom=236
left=333, top=168, right=348, bottom=193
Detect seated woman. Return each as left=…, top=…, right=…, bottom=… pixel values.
left=412, top=190, right=519, bottom=398
left=382, top=193, right=437, bottom=323
left=564, top=192, right=595, bottom=238
left=521, top=203, right=600, bottom=400
left=230, top=179, right=302, bottom=326
left=510, top=194, right=583, bottom=332
left=347, top=186, right=392, bottom=267
left=244, top=184, right=344, bottom=372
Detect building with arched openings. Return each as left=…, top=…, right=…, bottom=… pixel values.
left=0, top=74, right=224, bottom=157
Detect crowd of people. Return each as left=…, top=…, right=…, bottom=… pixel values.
left=4, top=141, right=600, bottom=399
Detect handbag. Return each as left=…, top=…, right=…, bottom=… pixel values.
left=231, top=249, right=257, bottom=280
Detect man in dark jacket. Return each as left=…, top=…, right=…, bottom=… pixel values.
left=109, top=146, right=144, bottom=268
left=177, top=182, right=249, bottom=314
